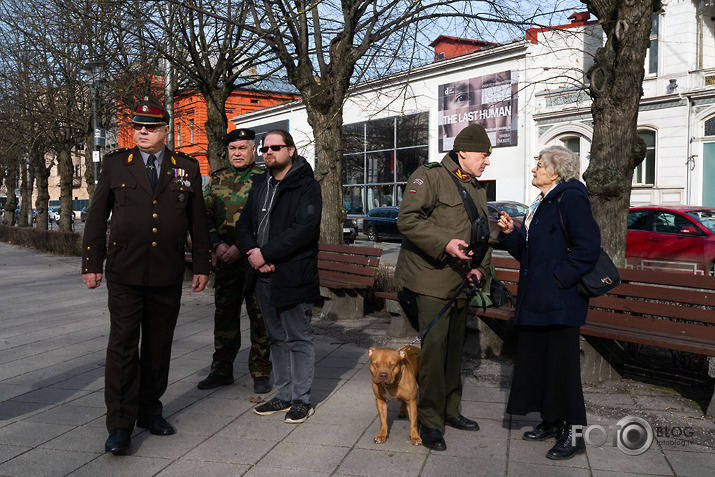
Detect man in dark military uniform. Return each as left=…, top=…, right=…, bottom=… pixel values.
left=394, top=124, right=493, bottom=451
left=197, top=128, right=272, bottom=393
left=82, top=95, right=210, bottom=455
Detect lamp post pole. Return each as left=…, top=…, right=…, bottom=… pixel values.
left=84, top=60, right=106, bottom=187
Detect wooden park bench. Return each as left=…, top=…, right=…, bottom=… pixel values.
left=377, top=255, right=715, bottom=415
left=318, top=242, right=382, bottom=320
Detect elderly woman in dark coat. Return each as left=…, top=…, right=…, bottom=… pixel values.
left=497, top=145, right=600, bottom=460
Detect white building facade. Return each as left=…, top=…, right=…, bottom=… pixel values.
left=232, top=1, right=715, bottom=215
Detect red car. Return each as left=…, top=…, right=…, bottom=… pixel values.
left=626, top=205, right=715, bottom=275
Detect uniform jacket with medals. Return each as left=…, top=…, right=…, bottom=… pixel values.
left=394, top=151, right=492, bottom=301
left=82, top=146, right=211, bottom=286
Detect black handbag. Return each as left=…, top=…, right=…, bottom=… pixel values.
left=556, top=195, right=621, bottom=298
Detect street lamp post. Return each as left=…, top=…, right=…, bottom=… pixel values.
left=83, top=60, right=106, bottom=186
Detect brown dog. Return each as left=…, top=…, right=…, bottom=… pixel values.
left=367, top=345, right=421, bottom=445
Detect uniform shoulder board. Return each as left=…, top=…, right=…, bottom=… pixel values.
left=103, top=148, right=129, bottom=159
left=424, top=162, right=441, bottom=168
left=174, top=150, right=197, bottom=162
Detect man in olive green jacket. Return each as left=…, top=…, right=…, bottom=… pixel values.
left=394, top=124, right=493, bottom=451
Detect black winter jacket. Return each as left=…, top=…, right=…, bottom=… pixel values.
left=236, top=156, right=322, bottom=308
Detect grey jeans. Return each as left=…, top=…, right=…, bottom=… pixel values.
left=255, top=279, right=315, bottom=404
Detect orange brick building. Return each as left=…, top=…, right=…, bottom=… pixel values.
left=118, top=87, right=300, bottom=179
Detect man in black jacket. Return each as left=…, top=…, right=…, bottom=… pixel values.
left=236, top=129, right=322, bottom=423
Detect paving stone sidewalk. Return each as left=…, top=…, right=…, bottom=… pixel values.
left=0, top=242, right=713, bottom=476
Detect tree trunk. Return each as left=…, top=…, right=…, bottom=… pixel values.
left=57, top=146, right=74, bottom=231
left=84, top=130, right=96, bottom=202
left=303, top=102, right=345, bottom=245
left=585, top=0, right=660, bottom=266
left=33, top=145, right=51, bottom=231
left=18, top=161, right=31, bottom=227
left=203, top=89, right=230, bottom=173
left=4, top=166, right=18, bottom=226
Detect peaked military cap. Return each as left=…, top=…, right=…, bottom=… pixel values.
left=224, top=128, right=256, bottom=145
left=132, top=94, right=170, bottom=125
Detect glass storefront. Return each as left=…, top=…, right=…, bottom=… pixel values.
left=342, top=112, right=429, bottom=215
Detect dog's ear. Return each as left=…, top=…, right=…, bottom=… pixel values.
left=399, top=349, right=406, bottom=360
left=368, top=347, right=375, bottom=356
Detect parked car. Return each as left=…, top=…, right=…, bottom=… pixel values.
left=487, top=201, right=528, bottom=219
left=343, top=217, right=358, bottom=244
left=626, top=205, right=715, bottom=274
left=363, top=206, right=401, bottom=241
left=487, top=200, right=526, bottom=244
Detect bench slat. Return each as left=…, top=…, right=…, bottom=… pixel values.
left=586, top=309, right=715, bottom=342
left=589, top=295, right=715, bottom=324
left=581, top=323, right=715, bottom=357
left=319, top=242, right=383, bottom=257
left=318, top=251, right=381, bottom=268
left=320, top=270, right=375, bottom=288
left=318, top=260, right=379, bottom=278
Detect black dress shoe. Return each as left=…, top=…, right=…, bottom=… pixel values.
left=419, top=425, right=446, bottom=451
left=253, top=376, right=272, bottom=394
left=136, top=415, right=175, bottom=435
left=197, top=373, right=234, bottom=390
left=523, top=420, right=561, bottom=441
left=547, top=423, right=586, bottom=460
left=445, top=415, right=479, bottom=431
left=105, top=428, right=131, bottom=455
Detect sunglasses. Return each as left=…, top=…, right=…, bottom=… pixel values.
left=259, top=144, right=287, bottom=153
left=132, top=124, right=163, bottom=132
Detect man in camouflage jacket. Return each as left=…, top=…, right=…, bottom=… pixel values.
left=198, top=128, right=272, bottom=393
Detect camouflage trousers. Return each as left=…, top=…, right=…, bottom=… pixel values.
left=210, top=259, right=271, bottom=378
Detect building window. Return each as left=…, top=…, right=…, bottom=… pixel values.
left=189, top=120, right=195, bottom=144
left=176, top=124, right=181, bottom=147
left=634, top=129, right=656, bottom=185
left=646, top=14, right=659, bottom=75
left=342, top=112, right=429, bottom=214
left=705, top=116, right=715, bottom=137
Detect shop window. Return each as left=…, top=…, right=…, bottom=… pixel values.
left=634, top=129, right=656, bottom=185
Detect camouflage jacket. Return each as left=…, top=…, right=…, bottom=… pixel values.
left=204, top=163, right=265, bottom=251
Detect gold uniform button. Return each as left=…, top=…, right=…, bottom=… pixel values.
left=87, top=246, right=91, bottom=250
left=152, top=228, right=158, bottom=233
left=112, top=242, right=116, bottom=246
left=153, top=200, right=158, bottom=205
left=84, top=268, right=88, bottom=272
left=152, top=242, right=157, bottom=247
left=152, top=213, right=158, bottom=218
left=121, top=184, right=125, bottom=187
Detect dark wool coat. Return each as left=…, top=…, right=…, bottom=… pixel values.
left=236, top=156, right=322, bottom=308
left=500, top=180, right=600, bottom=327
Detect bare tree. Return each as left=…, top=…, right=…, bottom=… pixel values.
left=107, top=1, right=276, bottom=173
left=244, top=0, right=575, bottom=243
left=584, top=0, right=661, bottom=264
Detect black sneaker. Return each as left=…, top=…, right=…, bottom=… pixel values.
left=284, top=402, right=314, bottom=423
left=253, top=398, right=291, bottom=415
left=253, top=376, right=272, bottom=394
left=197, top=373, right=234, bottom=390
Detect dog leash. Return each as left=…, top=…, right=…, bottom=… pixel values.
left=408, top=278, right=477, bottom=347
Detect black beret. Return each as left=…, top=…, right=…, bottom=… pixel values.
left=224, top=128, right=256, bottom=144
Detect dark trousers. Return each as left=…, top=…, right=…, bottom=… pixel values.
left=104, top=281, right=182, bottom=432
left=416, top=295, right=468, bottom=432
left=210, top=260, right=271, bottom=378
